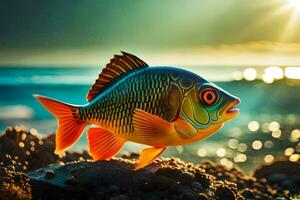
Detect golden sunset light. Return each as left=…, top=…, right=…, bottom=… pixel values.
left=1, top=1, right=300, bottom=199
left=287, top=0, right=300, bottom=11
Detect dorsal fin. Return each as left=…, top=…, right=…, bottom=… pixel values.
left=87, top=51, right=149, bottom=101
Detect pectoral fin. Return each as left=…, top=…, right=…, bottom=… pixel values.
left=132, top=108, right=174, bottom=140
left=134, top=146, right=166, bottom=170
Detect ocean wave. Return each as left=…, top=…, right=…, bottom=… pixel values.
left=0, top=75, right=95, bottom=86
left=0, top=105, right=34, bottom=120
left=0, top=67, right=238, bottom=86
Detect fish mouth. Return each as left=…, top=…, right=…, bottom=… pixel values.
left=224, top=99, right=240, bottom=120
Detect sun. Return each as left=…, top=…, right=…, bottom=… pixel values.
left=287, top=0, right=300, bottom=11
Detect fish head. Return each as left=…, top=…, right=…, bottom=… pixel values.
left=180, top=81, right=240, bottom=131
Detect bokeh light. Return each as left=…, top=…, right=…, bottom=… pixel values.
left=272, top=129, right=282, bottom=138
left=220, top=158, right=234, bottom=169
left=264, top=66, right=284, bottom=79
left=285, top=67, right=300, bottom=79
left=234, top=154, right=247, bottom=163
left=232, top=71, right=243, bottom=81
left=262, top=73, right=274, bottom=84
left=237, top=143, right=247, bottom=152
left=197, top=148, right=207, bottom=157
left=290, top=129, right=300, bottom=142
left=264, top=140, right=274, bottom=148
left=30, top=128, right=38, bottom=136
left=18, top=142, right=25, bottom=148
left=220, top=158, right=228, bottom=165
left=269, top=121, right=280, bottom=131
left=262, top=123, right=270, bottom=132
left=21, top=133, right=27, bottom=141
left=15, top=126, right=22, bottom=132
left=216, top=148, right=226, bottom=157
left=289, top=154, right=299, bottom=162
left=228, top=139, right=239, bottom=149
left=284, top=147, right=294, bottom=156
left=264, top=154, right=274, bottom=164
left=243, top=68, right=257, bottom=81
left=248, top=121, right=260, bottom=132
left=252, top=140, right=263, bottom=150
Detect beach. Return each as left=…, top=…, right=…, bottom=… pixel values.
left=0, top=126, right=299, bottom=200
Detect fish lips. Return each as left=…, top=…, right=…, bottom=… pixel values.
left=223, top=99, right=240, bottom=120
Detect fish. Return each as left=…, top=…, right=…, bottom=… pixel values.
left=34, top=52, right=240, bottom=170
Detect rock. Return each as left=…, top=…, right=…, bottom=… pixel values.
left=197, top=193, right=208, bottom=200
left=178, top=172, right=194, bottom=185
left=0, top=166, right=32, bottom=200
left=110, top=194, right=130, bottom=200
left=24, top=158, right=291, bottom=199
left=182, top=191, right=198, bottom=200
left=45, top=170, right=55, bottom=179
left=0, top=126, right=92, bottom=172
left=268, top=173, right=287, bottom=184
left=215, top=185, right=236, bottom=200
left=240, top=188, right=255, bottom=199
left=0, top=126, right=297, bottom=199
left=194, top=172, right=212, bottom=189
left=64, top=176, right=78, bottom=186
left=254, top=160, right=300, bottom=193
left=191, top=181, right=203, bottom=191
left=108, top=184, right=120, bottom=194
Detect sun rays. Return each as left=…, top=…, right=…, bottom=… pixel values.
left=240, top=0, right=300, bottom=43
left=286, top=0, right=300, bottom=11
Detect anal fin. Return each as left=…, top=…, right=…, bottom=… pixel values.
left=87, top=127, right=125, bottom=160
left=134, top=147, right=166, bottom=170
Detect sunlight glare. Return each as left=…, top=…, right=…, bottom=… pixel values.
left=285, top=67, right=300, bottom=79
left=243, top=68, right=257, bottom=81
left=265, top=66, right=284, bottom=79
left=287, top=0, right=300, bottom=11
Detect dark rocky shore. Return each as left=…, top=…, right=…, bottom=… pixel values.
left=0, top=126, right=299, bottom=200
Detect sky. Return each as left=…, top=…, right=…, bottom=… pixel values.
left=1, top=0, right=300, bottom=66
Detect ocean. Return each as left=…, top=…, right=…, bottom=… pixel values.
left=0, top=66, right=299, bottom=172
left=0, top=66, right=245, bottom=132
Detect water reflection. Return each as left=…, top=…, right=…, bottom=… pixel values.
left=191, top=117, right=300, bottom=173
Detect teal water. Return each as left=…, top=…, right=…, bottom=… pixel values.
left=0, top=67, right=299, bottom=172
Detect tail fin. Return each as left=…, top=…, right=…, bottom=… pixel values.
left=33, top=94, right=87, bottom=153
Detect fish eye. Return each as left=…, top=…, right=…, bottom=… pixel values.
left=199, top=88, right=219, bottom=106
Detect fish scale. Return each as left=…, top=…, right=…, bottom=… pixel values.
left=34, top=52, right=240, bottom=170
left=82, top=69, right=171, bottom=137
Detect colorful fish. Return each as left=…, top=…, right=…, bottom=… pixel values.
left=34, top=52, right=240, bottom=169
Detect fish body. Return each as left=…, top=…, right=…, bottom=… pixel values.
left=34, top=52, right=240, bottom=169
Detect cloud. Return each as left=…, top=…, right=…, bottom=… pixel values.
left=1, top=41, right=300, bottom=67
left=146, top=41, right=300, bottom=66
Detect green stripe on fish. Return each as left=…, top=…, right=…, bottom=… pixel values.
left=34, top=52, right=240, bottom=170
